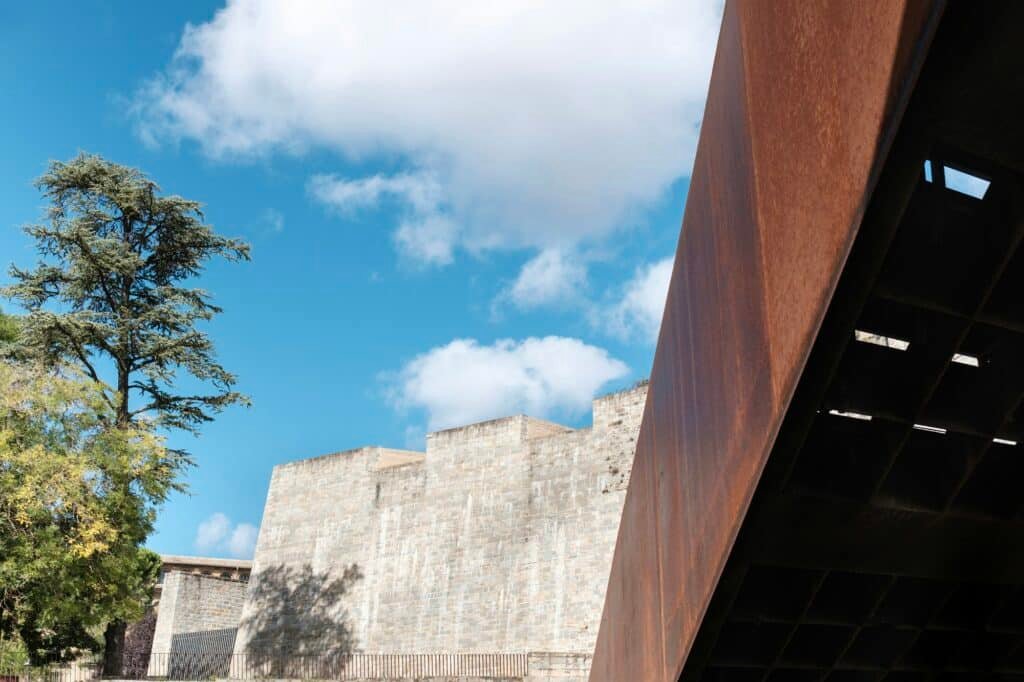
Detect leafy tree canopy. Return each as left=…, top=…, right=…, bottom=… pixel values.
left=3, top=153, right=251, bottom=432
left=3, top=153, right=248, bottom=673
left=0, top=363, right=172, bottom=664
left=0, top=308, right=18, bottom=345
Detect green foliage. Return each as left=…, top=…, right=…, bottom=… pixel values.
left=3, top=153, right=249, bottom=673
left=3, top=153, right=251, bottom=432
left=0, top=633, right=29, bottom=671
left=0, top=363, right=176, bottom=664
left=0, top=308, right=19, bottom=345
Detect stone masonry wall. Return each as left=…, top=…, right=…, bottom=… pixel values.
left=151, top=571, right=248, bottom=656
left=235, top=384, right=647, bottom=661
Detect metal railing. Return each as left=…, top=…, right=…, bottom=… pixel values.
left=146, top=652, right=529, bottom=679
left=6, top=651, right=531, bottom=681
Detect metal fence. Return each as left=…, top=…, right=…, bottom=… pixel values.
left=148, top=652, right=529, bottom=679
left=4, top=652, right=530, bottom=681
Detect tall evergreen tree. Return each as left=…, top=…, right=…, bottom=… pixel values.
left=3, top=153, right=251, bottom=673
left=5, top=153, right=251, bottom=431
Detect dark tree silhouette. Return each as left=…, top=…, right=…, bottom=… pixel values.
left=240, top=564, right=363, bottom=677
left=122, top=610, right=157, bottom=678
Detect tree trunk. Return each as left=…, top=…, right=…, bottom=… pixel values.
left=102, top=620, right=127, bottom=678
left=107, top=360, right=130, bottom=678
left=116, top=363, right=130, bottom=428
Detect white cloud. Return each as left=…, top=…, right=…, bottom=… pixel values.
left=136, top=0, right=723, bottom=265
left=194, top=513, right=259, bottom=559
left=227, top=523, right=259, bottom=559
left=602, top=257, right=674, bottom=343
left=393, top=215, right=459, bottom=266
left=195, top=512, right=231, bottom=551
left=308, top=172, right=443, bottom=215
left=388, top=336, right=629, bottom=431
left=309, top=172, right=457, bottom=265
left=503, top=249, right=587, bottom=311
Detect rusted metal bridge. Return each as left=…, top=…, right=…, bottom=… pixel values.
left=590, top=2, right=1024, bottom=680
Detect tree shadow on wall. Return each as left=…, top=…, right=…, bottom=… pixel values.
left=240, top=563, right=363, bottom=677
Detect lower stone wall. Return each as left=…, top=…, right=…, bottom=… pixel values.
left=149, top=571, right=249, bottom=674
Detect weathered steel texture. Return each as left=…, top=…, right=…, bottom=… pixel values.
left=588, top=2, right=943, bottom=681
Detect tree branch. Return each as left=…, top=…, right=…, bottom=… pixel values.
left=131, top=334, right=201, bottom=371
left=70, top=233, right=121, bottom=317
left=52, top=320, right=116, bottom=413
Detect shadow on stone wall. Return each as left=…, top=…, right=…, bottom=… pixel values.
left=240, top=563, right=363, bottom=676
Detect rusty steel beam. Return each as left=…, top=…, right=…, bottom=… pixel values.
left=588, top=2, right=945, bottom=681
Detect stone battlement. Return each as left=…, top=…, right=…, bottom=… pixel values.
left=151, top=383, right=648, bottom=681
left=270, top=384, right=647, bottom=466
left=236, top=382, right=648, bottom=663
left=273, top=446, right=427, bottom=473
left=592, top=382, right=648, bottom=432
left=426, top=414, right=573, bottom=454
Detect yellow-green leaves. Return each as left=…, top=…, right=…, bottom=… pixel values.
left=0, top=363, right=176, bottom=663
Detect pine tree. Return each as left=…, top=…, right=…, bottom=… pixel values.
left=3, top=153, right=251, bottom=673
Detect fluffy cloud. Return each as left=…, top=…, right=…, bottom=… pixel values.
left=388, top=336, right=629, bottom=431
left=602, top=257, right=674, bottom=343
left=137, top=0, right=722, bottom=265
left=308, top=172, right=443, bottom=215
left=195, top=512, right=231, bottom=550
left=309, top=172, right=456, bottom=264
left=393, top=215, right=459, bottom=266
left=502, top=249, right=587, bottom=311
left=194, top=512, right=259, bottom=559
left=227, top=523, right=259, bottom=558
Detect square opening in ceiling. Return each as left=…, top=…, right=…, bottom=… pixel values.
left=876, top=161, right=1014, bottom=314
left=943, top=165, right=991, bottom=199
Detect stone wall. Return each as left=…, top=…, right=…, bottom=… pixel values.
left=150, top=571, right=248, bottom=657
left=235, top=384, right=647, bottom=665
left=525, top=652, right=591, bottom=681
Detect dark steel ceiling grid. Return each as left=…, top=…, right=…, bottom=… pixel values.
left=684, top=4, right=1024, bottom=680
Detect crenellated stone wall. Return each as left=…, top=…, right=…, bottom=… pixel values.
left=234, top=384, right=647, bottom=665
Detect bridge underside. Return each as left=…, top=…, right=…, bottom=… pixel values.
left=588, top=2, right=1024, bottom=681
left=682, top=3, right=1024, bottom=680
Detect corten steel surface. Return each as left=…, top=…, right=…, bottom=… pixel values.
left=588, top=2, right=945, bottom=681
left=593, top=1, right=1024, bottom=680
left=677, top=2, right=1024, bottom=679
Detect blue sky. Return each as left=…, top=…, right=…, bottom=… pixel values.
left=0, top=1, right=721, bottom=558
